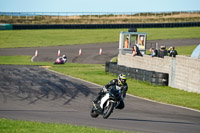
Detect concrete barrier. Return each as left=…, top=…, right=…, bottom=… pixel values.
left=117, top=54, right=200, bottom=93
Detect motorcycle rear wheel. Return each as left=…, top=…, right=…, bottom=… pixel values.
left=103, top=102, right=114, bottom=119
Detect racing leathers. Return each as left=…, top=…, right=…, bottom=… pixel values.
left=93, top=79, right=128, bottom=109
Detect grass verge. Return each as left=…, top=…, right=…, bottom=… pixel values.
left=0, top=119, right=132, bottom=133
left=0, top=27, right=200, bottom=48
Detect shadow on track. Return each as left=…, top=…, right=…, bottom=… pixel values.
left=0, top=65, right=96, bottom=105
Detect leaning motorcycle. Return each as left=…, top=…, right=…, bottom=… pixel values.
left=90, top=86, right=123, bottom=119
left=54, top=57, right=66, bottom=64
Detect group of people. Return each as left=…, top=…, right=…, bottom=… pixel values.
left=131, top=44, right=178, bottom=58
left=149, top=45, right=178, bottom=58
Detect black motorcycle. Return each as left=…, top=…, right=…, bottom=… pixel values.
left=90, top=86, right=123, bottom=119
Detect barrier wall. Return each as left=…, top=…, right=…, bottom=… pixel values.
left=118, top=54, right=200, bottom=93
left=105, top=62, right=169, bottom=86
left=12, top=22, right=200, bottom=30
left=0, top=24, right=13, bottom=30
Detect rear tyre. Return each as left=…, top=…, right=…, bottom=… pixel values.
left=103, top=102, right=114, bottom=119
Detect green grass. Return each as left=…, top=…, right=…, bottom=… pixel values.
left=0, top=56, right=52, bottom=65
left=0, top=29, right=121, bottom=48
left=0, top=55, right=199, bottom=110
left=175, top=45, right=198, bottom=56
left=138, top=27, right=200, bottom=40
left=0, top=27, right=200, bottom=48
left=0, top=119, right=132, bottom=133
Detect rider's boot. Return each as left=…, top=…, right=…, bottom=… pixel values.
left=93, top=94, right=103, bottom=110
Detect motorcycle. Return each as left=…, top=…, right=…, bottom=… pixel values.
left=90, top=86, right=123, bottom=119
left=54, top=56, right=67, bottom=64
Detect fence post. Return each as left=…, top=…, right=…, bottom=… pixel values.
left=156, top=43, right=159, bottom=49
left=170, top=58, right=176, bottom=87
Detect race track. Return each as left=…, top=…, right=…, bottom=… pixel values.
left=0, top=65, right=200, bottom=133
left=0, top=39, right=200, bottom=133
left=0, top=38, right=200, bottom=64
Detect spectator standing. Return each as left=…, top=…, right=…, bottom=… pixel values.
left=168, top=46, right=178, bottom=57
left=132, top=45, right=143, bottom=57
left=124, top=37, right=129, bottom=48
left=149, top=48, right=158, bottom=57
left=157, top=45, right=168, bottom=58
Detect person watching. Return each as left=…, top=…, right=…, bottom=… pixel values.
left=149, top=47, right=158, bottom=57
left=132, top=45, right=143, bottom=57
left=168, top=46, right=178, bottom=57
left=157, top=45, right=168, bottom=58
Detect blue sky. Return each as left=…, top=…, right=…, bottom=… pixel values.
left=0, top=0, right=199, bottom=12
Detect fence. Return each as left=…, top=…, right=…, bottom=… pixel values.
left=0, top=22, right=196, bottom=30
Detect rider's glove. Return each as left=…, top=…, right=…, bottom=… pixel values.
left=102, top=86, right=108, bottom=93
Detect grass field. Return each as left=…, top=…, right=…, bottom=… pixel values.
left=0, top=119, right=132, bottom=133
left=0, top=27, right=200, bottom=48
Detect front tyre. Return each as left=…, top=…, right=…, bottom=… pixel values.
left=90, top=107, right=99, bottom=118
left=103, top=102, right=114, bottom=119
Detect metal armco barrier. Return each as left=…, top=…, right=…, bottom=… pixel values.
left=12, top=22, right=200, bottom=30
left=105, top=62, right=169, bottom=86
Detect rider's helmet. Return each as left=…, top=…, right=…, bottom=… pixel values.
left=62, top=55, right=67, bottom=59
left=118, top=74, right=127, bottom=85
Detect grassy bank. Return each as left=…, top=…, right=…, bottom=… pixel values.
left=0, top=119, right=131, bottom=133
left=0, top=27, right=200, bottom=48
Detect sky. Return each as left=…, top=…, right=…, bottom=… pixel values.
left=0, top=0, right=200, bottom=13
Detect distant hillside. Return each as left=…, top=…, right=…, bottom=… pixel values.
left=1, top=11, right=200, bottom=24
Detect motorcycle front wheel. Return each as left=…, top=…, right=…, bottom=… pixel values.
left=90, top=107, right=99, bottom=118
left=103, top=102, right=114, bottom=119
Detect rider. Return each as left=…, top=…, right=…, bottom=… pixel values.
left=62, top=55, right=67, bottom=63
left=93, top=74, right=128, bottom=110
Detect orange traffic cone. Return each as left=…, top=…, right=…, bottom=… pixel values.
left=58, top=49, right=61, bottom=56
left=35, top=49, right=38, bottom=56
left=79, top=49, right=82, bottom=55
left=99, top=48, right=102, bottom=55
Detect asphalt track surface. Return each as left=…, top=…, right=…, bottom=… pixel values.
left=0, top=39, right=200, bottom=133
left=0, top=38, right=200, bottom=64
